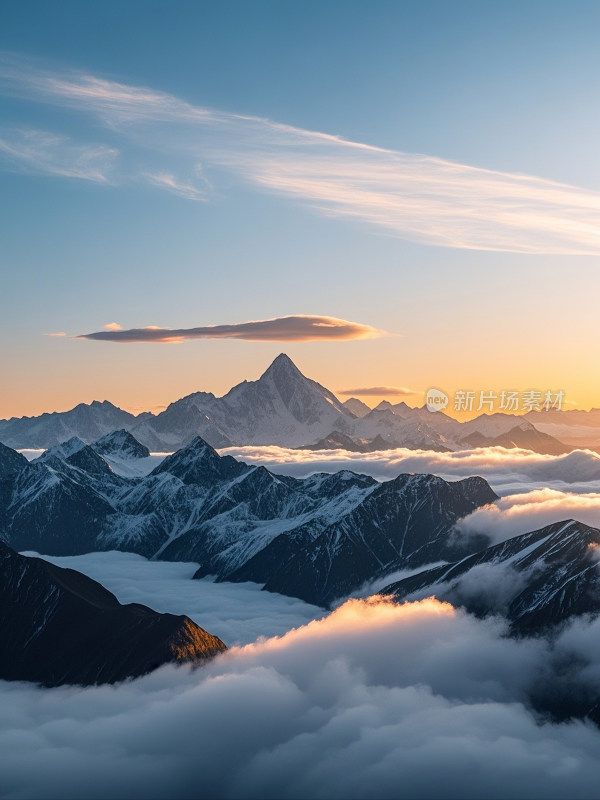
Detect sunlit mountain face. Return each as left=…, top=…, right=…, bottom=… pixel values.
left=3, top=2, right=600, bottom=798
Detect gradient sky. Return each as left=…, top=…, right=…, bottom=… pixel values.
left=2, top=0, right=600, bottom=418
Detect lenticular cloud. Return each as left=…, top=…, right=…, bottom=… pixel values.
left=78, top=314, right=383, bottom=344
left=2, top=595, right=600, bottom=799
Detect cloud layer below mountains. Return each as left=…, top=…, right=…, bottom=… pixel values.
left=26, top=550, right=326, bottom=646
left=2, top=591, right=600, bottom=799
left=456, top=488, right=600, bottom=545
left=224, top=444, right=600, bottom=548
left=223, top=444, right=600, bottom=494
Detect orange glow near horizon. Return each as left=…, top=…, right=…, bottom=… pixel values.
left=3, top=333, right=600, bottom=421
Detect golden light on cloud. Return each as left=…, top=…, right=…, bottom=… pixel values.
left=231, top=595, right=456, bottom=657
left=44, top=331, right=67, bottom=337
left=103, top=322, right=122, bottom=331
left=78, top=315, right=385, bottom=343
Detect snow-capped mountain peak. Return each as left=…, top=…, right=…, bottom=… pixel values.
left=0, top=354, right=573, bottom=455
left=39, top=436, right=88, bottom=461
left=93, top=429, right=150, bottom=460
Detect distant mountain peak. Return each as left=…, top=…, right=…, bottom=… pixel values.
left=260, top=352, right=304, bottom=382
left=44, top=436, right=87, bottom=460
left=150, top=435, right=248, bottom=485
left=93, top=429, right=150, bottom=460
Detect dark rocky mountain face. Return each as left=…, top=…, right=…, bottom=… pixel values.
left=0, top=542, right=226, bottom=687
left=244, top=475, right=498, bottom=605
left=151, top=436, right=249, bottom=486
left=382, top=520, right=600, bottom=633
left=0, top=437, right=497, bottom=606
left=2, top=460, right=117, bottom=555
left=0, top=441, right=29, bottom=477
left=459, top=421, right=571, bottom=455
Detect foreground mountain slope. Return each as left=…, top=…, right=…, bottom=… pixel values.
left=0, top=441, right=29, bottom=476
left=382, top=520, right=600, bottom=632
left=0, top=542, right=226, bottom=686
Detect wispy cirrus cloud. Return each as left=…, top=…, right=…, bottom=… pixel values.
left=338, top=386, right=416, bottom=397
left=43, top=331, right=67, bottom=337
left=3, top=54, right=600, bottom=252
left=143, top=170, right=209, bottom=200
left=0, top=127, right=118, bottom=183
left=78, top=314, right=383, bottom=343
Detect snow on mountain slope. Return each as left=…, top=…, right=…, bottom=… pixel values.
left=129, top=391, right=233, bottom=451
left=0, top=354, right=573, bottom=454
left=216, top=353, right=354, bottom=445
left=0, top=436, right=496, bottom=605
left=0, top=400, right=142, bottom=449
left=381, top=519, right=600, bottom=632
left=342, top=397, right=371, bottom=417
left=349, top=409, right=453, bottom=451
left=94, top=429, right=150, bottom=460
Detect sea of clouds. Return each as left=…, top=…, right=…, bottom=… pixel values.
left=3, top=591, right=600, bottom=798
left=223, top=444, right=600, bottom=494
left=20, top=551, right=327, bottom=646
left=5, top=445, right=600, bottom=798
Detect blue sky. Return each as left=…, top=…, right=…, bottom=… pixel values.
left=2, top=1, right=600, bottom=416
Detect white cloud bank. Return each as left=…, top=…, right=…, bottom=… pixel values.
left=26, top=550, right=326, bottom=646
left=456, top=488, right=600, bottom=545
left=223, top=444, right=600, bottom=495
left=3, top=54, right=600, bottom=253
left=2, top=595, right=600, bottom=799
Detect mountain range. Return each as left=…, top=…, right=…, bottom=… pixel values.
left=0, top=432, right=497, bottom=605
left=0, top=354, right=583, bottom=455
left=3, top=430, right=600, bottom=651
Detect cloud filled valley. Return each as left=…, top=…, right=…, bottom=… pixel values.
left=4, top=594, right=600, bottom=799
left=6, top=6, right=600, bottom=798
left=5, top=363, right=600, bottom=797
left=4, top=433, right=600, bottom=795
